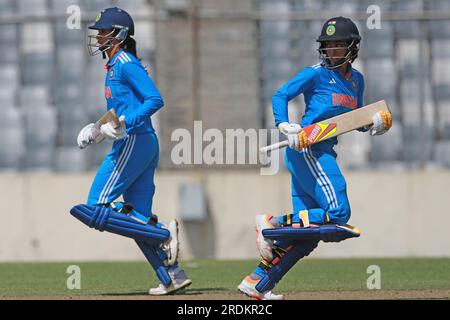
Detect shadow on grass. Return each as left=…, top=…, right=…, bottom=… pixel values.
left=101, top=291, right=148, bottom=296
left=101, top=287, right=228, bottom=297
left=183, top=287, right=228, bottom=295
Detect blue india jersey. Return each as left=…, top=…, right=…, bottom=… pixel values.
left=272, top=63, right=365, bottom=151
left=104, top=49, right=164, bottom=135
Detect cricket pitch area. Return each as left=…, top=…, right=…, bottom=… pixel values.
left=1, top=258, right=449, bottom=300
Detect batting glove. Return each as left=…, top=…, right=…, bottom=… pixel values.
left=278, top=122, right=308, bottom=151
left=370, top=111, right=392, bottom=136
left=77, top=123, right=104, bottom=149
left=100, top=115, right=127, bottom=140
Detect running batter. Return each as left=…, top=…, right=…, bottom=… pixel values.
left=239, top=16, right=392, bottom=300
left=74, top=7, right=192, bottom=295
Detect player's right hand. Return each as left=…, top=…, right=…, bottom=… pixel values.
left=278, top=122, right=307, bottom=151
left=77, top=123, right=104, bottom=149
left=370, top=111, right=392, bottom=136
left=100, top=116, right=126, bottom=141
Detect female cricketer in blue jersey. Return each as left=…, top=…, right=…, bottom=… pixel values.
left=75, top=7, right=191, bottom=295
left=238, top=17, right=392, bottom=300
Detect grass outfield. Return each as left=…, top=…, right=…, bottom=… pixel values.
left=0, top=258, right=449, bottom=299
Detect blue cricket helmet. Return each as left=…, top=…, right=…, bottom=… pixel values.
left=89, top=7, right=134, bottom=35
left=316, top=16, right=361, bottom=69
left=87, top=7, right=135, bottom=57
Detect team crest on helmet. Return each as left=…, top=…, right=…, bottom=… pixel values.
left=326, top=26, right=336, bottom=35
left=95, top=12, right=102, bottom=22
left=326, top=20, right=336, bottom=36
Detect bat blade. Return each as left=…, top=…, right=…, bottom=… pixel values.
left=95, top=109, right=120, bottom=129
left=302, top=100, right=389, bottom=145
left=260, top=100, right=390, bottom=153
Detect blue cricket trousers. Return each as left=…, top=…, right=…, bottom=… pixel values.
left=285, top=146, right=351, bottom=226
left=87, top=133, right=159, bottom=216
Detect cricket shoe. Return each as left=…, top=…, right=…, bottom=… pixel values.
left=238, top=275, right=283, bottom=300
left=255, top=214, right=275, bottom=261
left=161, top=219, right=180, bottom=266
left=149, top=266, right=192, bottom=295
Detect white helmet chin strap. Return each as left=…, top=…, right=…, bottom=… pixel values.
left=318, top=40, right=359, bottom=70
left=325, top=51, right=353, bottom=70
left=87, top=28, right=128, bottom=57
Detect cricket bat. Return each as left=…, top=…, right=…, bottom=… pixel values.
left=260, top=100, right=390, bottom=153
left=78, top=109, right=121, bottom=149
left=95, top=109, right=121, bottom=129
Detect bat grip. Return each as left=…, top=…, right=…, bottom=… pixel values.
left=96, top=118, right=121, bottom=129
left=112, top=119, right=121, bottom=129
left=259, top=140, right=289, bottom=153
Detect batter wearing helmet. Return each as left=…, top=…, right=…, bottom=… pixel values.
left=74, top=7, right=192, bottom=295
left=238, top=17, right=392, bottom=300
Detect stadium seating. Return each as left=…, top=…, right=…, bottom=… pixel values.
left=1, top=0, right=449, bottom=171
left=17, top=0, right=47, bottom=15
left=23, top=105, right=58, bottom=171
left=0, top=107, right=25, bottom=170
left=363, top=23, right=395, bottom=59
left=0, top=25, right=19, bottom=64
left=428, top=0, right=450, bottom=38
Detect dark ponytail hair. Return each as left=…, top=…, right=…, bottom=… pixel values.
left=122, top=36, right=138, bottom=59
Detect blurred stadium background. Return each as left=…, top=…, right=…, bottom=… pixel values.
left=1, top=0, right=450, bottom=262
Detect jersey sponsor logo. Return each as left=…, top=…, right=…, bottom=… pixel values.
left=105, top=86, right=113, bottom=99
left=332, top=93, right=357, bottom=109
left=329, top=78, right=337, bottom=84
left=304, top=122, right=337, bottom=144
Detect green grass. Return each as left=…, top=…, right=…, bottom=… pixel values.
left=0, top=258, right=449, bottom=297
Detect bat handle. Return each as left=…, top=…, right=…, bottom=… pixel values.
left=259, top=140, right=289, bottom=153
left=112, top=119, right=121, bottom=129
left=113, top=115, right=125, bottom=129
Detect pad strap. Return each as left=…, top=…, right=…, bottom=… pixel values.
left=280, top=210, right=310, bottom=228
left=135, top=240, right=171, bottom=287
left=258, top=244, right=292, bottom=273
left=70, top=204, right=169, bottom=244
left=255, top=239, right=319, bottom=292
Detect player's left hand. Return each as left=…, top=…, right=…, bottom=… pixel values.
left=370, top=111, right=392, bottom=136
left=77, top=123, right=104, bottom=149
left=100, top=115, right=127, bottom=140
